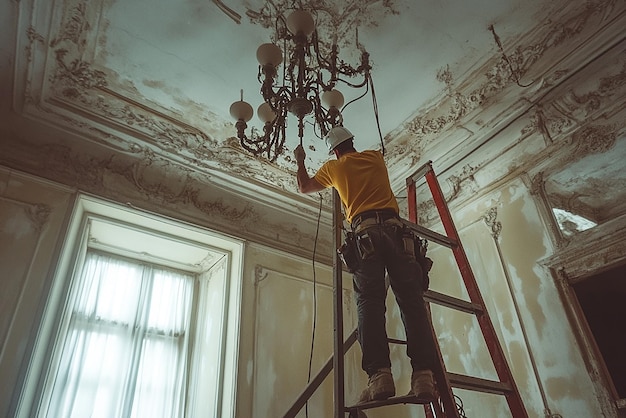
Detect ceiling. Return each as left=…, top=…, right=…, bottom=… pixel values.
left=84, top=0, right=550, bottom=161
left=1, top=0, right=625, bottom=245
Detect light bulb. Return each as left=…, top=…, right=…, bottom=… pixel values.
left=257, top=103, right=277, bottom=123
left=229, top=100, right=253, bottom=122
left=256, top=43, right=283, bottom=67
left=286, top=10, right=315, bottom=36
left=322, top=89, right=345, bottom=109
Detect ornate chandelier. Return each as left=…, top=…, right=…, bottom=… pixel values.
left=229, top=9, right=373, bottom=162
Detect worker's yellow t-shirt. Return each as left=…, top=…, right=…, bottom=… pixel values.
left=314, top=150, right=399, bottom=224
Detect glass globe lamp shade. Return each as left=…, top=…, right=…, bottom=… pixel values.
left=230, top=100, right=253, bottom=122
left=286, top=10, right=315, bottom=36
left=256, top=43, right=283, bottom=67
left=322, top=89, right=345, bottom=109
left=257, top=103, right=277, bottom=123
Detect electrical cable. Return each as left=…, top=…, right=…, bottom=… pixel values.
left=488, top=24, right=534, bottom=88
left=454, top=394, right=468, bottom=417
left=368, top=74, right=385, bottom=155
left=305, top=193, right=324, bottom=418
left=337, top=71, right=384, bottom=155
left=340, top=79, right=370, bottom=112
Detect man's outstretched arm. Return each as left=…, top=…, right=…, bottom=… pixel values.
left=294, top=145, right=325, bottom=194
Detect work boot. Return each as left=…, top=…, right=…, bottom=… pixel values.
left=411, top=369, right=436, bottom=401
left=358, top=368, right=396, bottom=403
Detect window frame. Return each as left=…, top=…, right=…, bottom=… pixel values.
left=16, top=194, right=244, bottom=418
left=545, top=214, right=626, bottom=415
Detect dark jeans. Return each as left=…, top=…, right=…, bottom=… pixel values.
left=352, top=222, right=437, bottom=376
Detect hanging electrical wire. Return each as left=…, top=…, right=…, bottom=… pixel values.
left=488, top=24, right=534, bottom=88
left=455, top=394, right=468, bottom=417
left=368, top=74, right=385, bottom=155
left=305, top=192, right=324, bottom=418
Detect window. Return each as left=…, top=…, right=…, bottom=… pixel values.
left=552, top=208, right=597, bottom=237
left=42, top=251, right=194, bottom=418
left=17, top=195, right=243, bottom=418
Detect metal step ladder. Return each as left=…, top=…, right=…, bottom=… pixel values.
left=282, top=161, right=528, bottom=418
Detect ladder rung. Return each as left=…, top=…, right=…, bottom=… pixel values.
left=447, top=372, right=513, bottom=395
left=400, top=219, right=458, bottom=248
left=344, top=374, right=514, bottom=413
left=345, top=394, right=431, bottom=412
left=424, top=290, right=484, bottom=315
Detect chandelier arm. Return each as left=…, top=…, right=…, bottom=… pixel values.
left=310, top=96, right=331, bottom=137
left=265, top=121, right=280, bottom=161
left=239, top=131, right=267, bottom=156
left=333, top=50, right=371, bottom=78
left=295, top=34, right=311, bottom=97
left=237, top=117, right=284, bottom=162
left=313, top=67, right=338, bottom=93
left=269, top=86, right=293, bottom=110
left=280, top=33, right=288, bottom=86
left=266, top=105, right=289, bottom=162
left=260, top=69, right=279, bottom=102
left=278, top=117, right=287, bottom=157
left=335, top=60, right=369, bottom=73
left=311, top=31, right=338, bottom=79
left=249, top=127, right=271, bottom=146
left=308, top=103, right=341, bottom=140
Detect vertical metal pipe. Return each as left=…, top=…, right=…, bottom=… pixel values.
left=406, top=177, right=417, bottom=223
left=332, top=190, right=345, bottom=418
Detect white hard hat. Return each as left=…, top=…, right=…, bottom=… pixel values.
left=325, top=126, right=354, bottom=154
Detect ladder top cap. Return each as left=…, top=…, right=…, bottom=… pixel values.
left=405, top=160, right=434, bottom=185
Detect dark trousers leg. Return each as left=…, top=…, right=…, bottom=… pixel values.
left=387, top=259, right=437, bottom=371
left=352, top=254, right=390, bottom=376
left=352, top=225, right=437, bottom=376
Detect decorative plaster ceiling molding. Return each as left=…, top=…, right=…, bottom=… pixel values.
left=412, top=117, right=625, bottom=229
left=15, top=0, right=338, bottom=233
left=0, top=135, right=335, bottom=262
left=8, top=0, right=625, bottom=244
left=390, top=6, right=626, bottom=225
left=386, top=0, right=624, bottom=191
left=15, top=0, right=333, bottom=219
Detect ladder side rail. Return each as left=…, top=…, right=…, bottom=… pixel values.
left=425, top=304, right=459, bottom=418
left=282, top=329, right=359, bottom=418
left=332, top=190, right=345, bottom=418
left=407, top=177, right=418, bottom=223
left=408, top=177, right=459, bottom=418
left=424, top=167, right=528, bottom=417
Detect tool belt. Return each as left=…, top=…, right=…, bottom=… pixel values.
left=339, top=209, right=433, bottom=288
left=350, top=209, right=402, bottom=234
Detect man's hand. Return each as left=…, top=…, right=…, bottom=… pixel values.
left=294, top=144, right=306, bottom=163
left=294, top=144, right=324, bottom=194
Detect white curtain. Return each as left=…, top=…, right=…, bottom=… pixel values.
left=41, top=251, right=194, bottom=418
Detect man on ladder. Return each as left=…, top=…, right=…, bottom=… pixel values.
left=294, top=125, right=438, bottom=405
